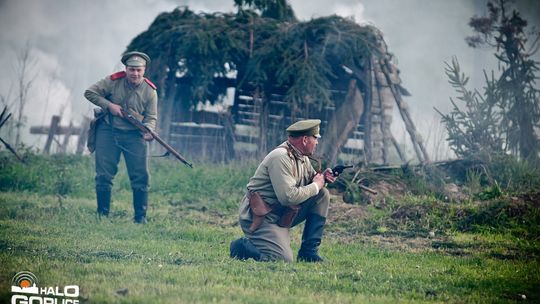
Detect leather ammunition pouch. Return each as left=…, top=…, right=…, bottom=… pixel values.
left=277, top=205, right=301, bottom=228
left=248, top=191, right=303, bottom=231
left=248, top=191, right=274, bottom=232
left=87, top=108, right=106, bottom=153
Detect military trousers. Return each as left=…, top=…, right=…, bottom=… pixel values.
left=239, top=188, right=330, bottom=262
left=94, top=122, right=149, bottom=193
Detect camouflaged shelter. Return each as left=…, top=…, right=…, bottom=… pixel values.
left=127, top=6, right=428, bottom=165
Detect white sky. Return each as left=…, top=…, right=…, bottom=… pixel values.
left=0, top=0, right=538, bottom=157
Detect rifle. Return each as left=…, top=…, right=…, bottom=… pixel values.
left=120, top=109, right=193, bottom=168
left=331, top=164, right=353, bottom=176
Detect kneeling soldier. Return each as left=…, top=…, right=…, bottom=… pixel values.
left=230, top=119, right=337, bottom=262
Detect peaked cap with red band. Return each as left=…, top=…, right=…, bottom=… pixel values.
left=121, top=51, right=150, bottom=67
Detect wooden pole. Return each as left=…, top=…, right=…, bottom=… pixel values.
left=30, top=125, right=81, bottom=134
left=59, top=121, right=74, bottom=154
left=257, top=89, right=268, bottom=157
left=319, top=78, right=364, bottom=165
left=390, top=133, right=406, bottom=163
left=0, top=137, right=24, bottom=162
left=364, top=57, right=374, bottom=164
left=381, top=61, right=430, bottom=163
left=370, top=57, right=384, bottom=164
left=43, top=115, right=61, bottom=154
left=372, top=61, right=391, bottom=165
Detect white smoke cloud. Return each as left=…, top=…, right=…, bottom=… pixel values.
left=0, top=0, right=538, bottom=156
left=290, top=0, right=367, bottom=23
left=27, top=48, right=73, bottom=132
left=0, top=0, right=239, bottom=150
left=0, top=0, right=180, bottom=149
left=290, top=0, right=539, bottom=161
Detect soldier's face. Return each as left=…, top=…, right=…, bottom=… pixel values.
left=303, top=136, right=319, bottom=156
left=126, top=66, right=146, bottom=85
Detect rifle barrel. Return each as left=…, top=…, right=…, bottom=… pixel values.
left=151, top=131, right=193, bottom=168
left=121, top=109, right=193, bottom=168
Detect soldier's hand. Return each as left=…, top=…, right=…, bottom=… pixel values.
left=323, top=168, right=337, bottom=184
left=143, top=132, right=154, bottom=141
left=312, top=173, right=326, bottom=190
left=108, top=103, right=123, bottom=116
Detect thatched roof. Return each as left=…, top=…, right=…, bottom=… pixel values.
left=126, top=3, right=428, bottom=164
left=127, top=5, right=381, bottom=112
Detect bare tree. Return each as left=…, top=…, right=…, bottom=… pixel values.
left=0, top=86, right=14, bottom=141
left=14, top=42, right=38, bottom=147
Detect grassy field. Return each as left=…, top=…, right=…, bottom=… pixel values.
left=1, top=154, right=539, bottom=303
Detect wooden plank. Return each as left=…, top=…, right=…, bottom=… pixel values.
left=59, top=122, right=74, bottom=154
left=169, top=128, right=224, bottom=137
left=43, top=116, right=61, bottom=155
left=30, top=125, right=82, bottom=135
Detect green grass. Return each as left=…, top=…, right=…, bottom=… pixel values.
left=1, top=154, right=539, bottom=303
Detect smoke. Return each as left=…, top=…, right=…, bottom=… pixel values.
left=0, top=0, right=239, bottom=150
left=290, top=0, right=539, bottom=160
left=290, top=0, right=367, bottom=22
left=288, top=1, right=486, bottom=160
left=0, top=0, right=184, bottom=148
left=0, top=0, right=538, bottom=157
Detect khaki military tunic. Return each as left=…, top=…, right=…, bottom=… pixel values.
left=239, top=141, right=330, bottom=262
left=84, top=72, right=157, bottom=131
left=84, top=72, right=158, bottom=193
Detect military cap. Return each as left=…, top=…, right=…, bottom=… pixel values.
left=121, top=51, right=151, bottom=67
left=286, top=119, right=321, bottom=138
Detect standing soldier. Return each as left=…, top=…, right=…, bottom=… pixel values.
left=230, top=119, right=337, bottom=262
left=84, top=51, right=158, bottom=223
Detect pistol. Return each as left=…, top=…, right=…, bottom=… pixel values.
left=332, top=165, right=353, bottom=176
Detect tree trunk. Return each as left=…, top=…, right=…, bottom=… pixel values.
left=159, top=70, right=177, bottom=145
left=257, top=90, right=268, bottom=158
left=319, top=79, right=364, bottom=165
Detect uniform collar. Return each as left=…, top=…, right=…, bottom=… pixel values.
left=125, top=78, right=143, bottom=89
left=285, top=141, right=305, bottom=162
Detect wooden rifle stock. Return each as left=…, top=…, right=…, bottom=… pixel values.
left=120, top=109, right=193, bottom=168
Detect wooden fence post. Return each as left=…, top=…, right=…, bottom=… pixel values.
left=30, top=115, right=83, bottom=155
left=43, top=115, right=61, bottom=154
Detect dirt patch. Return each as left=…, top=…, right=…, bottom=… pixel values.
left=369, top=180, right=407, bottom=196
left=443, top=183, right=470, bottom=202
left=327, top=194, right=367, bottom=223
left=359, top=180, right=407, bottom=205
left=359, top=235, right=434, bottom=252
left=518, top=191, right=540, bottom=207
left=391, top=204, right=433, bottom=221
left=335, top=178, right=408, bottom=206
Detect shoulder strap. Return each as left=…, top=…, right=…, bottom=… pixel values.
left=110, top=71, right=126, bottom=80
left=144, top=78, right=157, bottom=90
left=276, top=145, right=297, bottom=178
